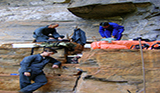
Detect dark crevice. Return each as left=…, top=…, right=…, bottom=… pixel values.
left=83, top=75, right=128, bottom=83
left=72, top=69, right=83, bottom=91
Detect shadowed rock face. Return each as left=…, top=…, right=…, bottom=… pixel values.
left=68, top=2, right=137, bottom=19
left=67, top=0, right=152, bottom=19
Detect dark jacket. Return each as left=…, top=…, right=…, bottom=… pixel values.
left=71, top=28, right=86, bottom=45
left=19, top=54, right=61, bottom=75
left=33, top=25, right=63, bottom=42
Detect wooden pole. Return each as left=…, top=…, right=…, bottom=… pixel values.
left=139, top=39, right=146, bottom=93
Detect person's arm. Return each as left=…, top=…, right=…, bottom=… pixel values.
left=24, top=72, right=31, bottom=76
left=99, top=26, right=105, bottom=38
left=111, top=35, right=115, bottom=38
left=52, top=65, right=59, bottom=68
left=49, top=57, right=61, bottom=68
left=111, top=23, right=119, bottom=38
left=51, top=28, right=62, bottom=39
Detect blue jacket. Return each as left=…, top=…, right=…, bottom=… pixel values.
left=71, top=28, right=86, bottom=45
left=19, top=54, right=61, bottom=75
left=33, top=25, right=62, bottom=42
left=99, top=22, right=124, bottom=40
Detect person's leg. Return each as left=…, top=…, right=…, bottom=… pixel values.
left=36, top=36, right=48, bottom=42
left=19, top=73, right=47, bottom=93
left=19, top=72, right=31, bottom=89
left=116, top=28, right=124, bottom=40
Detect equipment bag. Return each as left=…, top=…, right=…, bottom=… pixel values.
left=130, top=43, right=150, bottom=49
left=151, top=42, right=160, bottom=49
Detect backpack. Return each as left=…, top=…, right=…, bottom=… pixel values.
left=151, top=42, right=160, bottom=49
left=130, top=43, right=150, bottom=49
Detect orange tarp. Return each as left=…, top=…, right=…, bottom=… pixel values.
left=91, top=40, right=160, bottom=49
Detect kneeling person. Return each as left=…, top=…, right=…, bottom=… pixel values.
left=99, top=22, right=124, bottom=40
left=18, top=47, right=61, bottom=93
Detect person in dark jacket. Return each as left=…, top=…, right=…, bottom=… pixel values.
left=18, top=47, right=61, bottom=93
left=99, top=22, right=124, bottom=40
left=33, top=23, right=64, bottom=42
left=71, top=28, right=86, bottom=45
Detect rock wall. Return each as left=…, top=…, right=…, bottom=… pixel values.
left=77, top=49, right=160, bottom=93
left=0, top=0, right=159, bottom=45
left=0, top=43, right=160, bottom=93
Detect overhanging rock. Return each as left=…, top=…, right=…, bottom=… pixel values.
left=67, top=2, right=136, bottom=19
